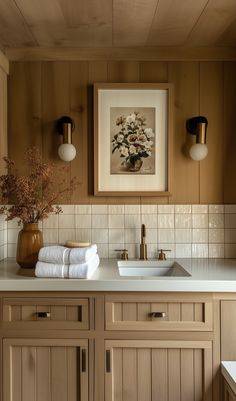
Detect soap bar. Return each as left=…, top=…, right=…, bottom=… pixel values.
left=65, top=240, right=91, bottom=248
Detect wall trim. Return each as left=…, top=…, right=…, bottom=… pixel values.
left=5, top=46, right=236, bottom=62
left=0, top=49, right=9, bottom=74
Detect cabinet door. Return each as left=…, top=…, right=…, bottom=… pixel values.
left=105, top=340, right=212, bottom=401
left=3, top=338, right=88, bottom=401
left=224, top=380, right=236, bottom=401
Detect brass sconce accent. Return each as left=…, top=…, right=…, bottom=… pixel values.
left=56, top=116, right=76, bottom=162
left=186, top=116, right=208, bottom=161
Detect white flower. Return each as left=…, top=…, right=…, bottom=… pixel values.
left=144, top=128, right=154, bottom=138
left=126, top=113, right=136, bottom=124
left=119, top=146, right=129, bottom=157
left=144, top=140, right=153, bottom=149
left=129, top=145, right=137, bottom=154
left=137, top=134, right=147, bottom=143
left=117, top=134, right=124, bottom=143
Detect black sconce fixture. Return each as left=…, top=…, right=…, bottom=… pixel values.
left=186, top=116, right=208, bottom=161
left=56, top=116, right=76, bottom=162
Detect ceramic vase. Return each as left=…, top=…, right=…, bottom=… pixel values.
left=16, top=223, right=43, bottom=268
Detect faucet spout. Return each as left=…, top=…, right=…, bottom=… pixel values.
left=140, top=224, right=148, bottom=260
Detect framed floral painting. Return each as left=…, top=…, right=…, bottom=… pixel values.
left=93, top=83, right=173, bottom=196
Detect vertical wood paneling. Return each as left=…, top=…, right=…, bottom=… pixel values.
left=168, top=349, right=180, bottom=401
left=42, top=61, right=70, bottom=202
left=8, top=62, right=42, bottom=174
left=36, top=347, right=51, bottom=401
left=152, top=349, right=168, bottom=401
left=22, top=347, right=36, bottom=401
left=181, top=349, right=194, bottom=401
left=123, top=348, right=137, bottom=401
left=137, top=349, right=151, bottom=401
left=8, top=60, right=234, bottom=204
left=223, top=62, right=236, bottom=203
left=11, top=347, right=22, bottom=401
left=168, top=62, right=200, bottom=204
left=51, top=347, right=67, bottom=401
left=0, top=67, right=7, bottom=174
left=113, top=348, right=123, bottom=401
left=199, top=62, right=224, bottom=203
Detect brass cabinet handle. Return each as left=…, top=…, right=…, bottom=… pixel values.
left=150, top=312, right=166, bottom=319
left=35, top=312, right=51, bottom=318
left=106, top=350, right=111, bottom=373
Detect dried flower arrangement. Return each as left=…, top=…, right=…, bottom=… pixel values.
left=0, top=147, right=78, bottom=225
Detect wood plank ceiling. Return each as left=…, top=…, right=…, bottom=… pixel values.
left=1, top=0, right=236, bottom=48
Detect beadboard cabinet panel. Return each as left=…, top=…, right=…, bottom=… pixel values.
left=8, top=60, right=235, bottom=204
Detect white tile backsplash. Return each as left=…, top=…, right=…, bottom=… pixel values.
left=2, top=204, right=236, bottom=259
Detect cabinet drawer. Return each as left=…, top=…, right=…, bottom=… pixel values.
left=105, top=294, right=213, bottom=331
left=3, top=297, right=89, bottom=330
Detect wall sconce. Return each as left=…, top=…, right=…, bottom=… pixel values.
left=56, top=116, right=76, bottom=162
left=186, top=116, right=208, bottom=161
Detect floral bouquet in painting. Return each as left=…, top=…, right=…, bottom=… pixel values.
left=111, top=111, right=154, bottom=172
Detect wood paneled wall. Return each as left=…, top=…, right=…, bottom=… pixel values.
left=7, top=60, right=236, bottom=204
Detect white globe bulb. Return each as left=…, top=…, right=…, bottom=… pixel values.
left=189, top=143, right=208, bottom=161
left=58, top=143, right=76, bottom=162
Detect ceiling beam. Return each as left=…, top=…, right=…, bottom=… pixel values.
left=5, top=46, right=236, bottom=61
left=0, top=49, right=9, bottom=74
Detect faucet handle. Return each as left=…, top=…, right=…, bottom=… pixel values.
left=157, top=249, right=171, bottom=260
left=114, top=249, right=128, bottom=260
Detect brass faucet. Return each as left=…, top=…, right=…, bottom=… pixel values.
left=140, top=224, right=148, bottom=260
left=158, top=249, right=171, bottom=260
left=114, top=249, right=129, bottom=260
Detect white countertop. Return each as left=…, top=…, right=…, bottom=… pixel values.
left=1, top=258, right=236, bottom=291
left=222, top=361, right=236, bottom=395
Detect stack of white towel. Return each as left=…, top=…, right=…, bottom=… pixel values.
left=35, top=244, right=99, bottom=279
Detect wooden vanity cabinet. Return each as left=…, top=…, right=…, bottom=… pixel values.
left=223, top=380, right=236, bottom=401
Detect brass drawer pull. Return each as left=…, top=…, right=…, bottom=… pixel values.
left=35, top=312, right=51, bottom=318
left=150, top=312, right=166, bottom=319
left=81, top=349, right=86, bottom=372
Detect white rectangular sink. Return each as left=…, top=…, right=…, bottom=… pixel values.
left=118, top=260, right=191, bottom=277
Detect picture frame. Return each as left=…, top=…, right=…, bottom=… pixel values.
left=94, top=83, right=173, bottom=196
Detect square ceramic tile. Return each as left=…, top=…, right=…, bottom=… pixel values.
left=158, top=214, right=174, bottom=228
left=209, top=205, right=224, bottom=214
left=109, top=229, right=125, bottom=244
left=175, top=229, right=192, bottom=243
left=124, top=229, right=140, bottom=244
left=124, top=214, right=141, bottom=229
left=141, top=214, right=158, bottom=228
left=175, top=244, right=191, bottom=258
left=192, top=244, right=208, bottom=258
left=59, top=214, right=75, bottom=229
left=0, top=230, right=4, bottom=246
left=96, top=244, right=109, bottom=258
left=59, top=205, right=75, bottom=214
left=225, top=244, right=236, bottom=258
left=4, top=230, right=7, bottom=244
left=157, top=244, right=175, bottom=259
left=126, top=244, right=139, bottom=259
left=209, top=244, right=224, bottom=258
left=158, top=205, right=174, bottom=214
left=75, top=228, right=91, bottom=243
left=225, top=205, right=236, bottom=213
left=125, top=205, right=140, bottom=214
left=76, top=215, right=91, bottom=229
left=158, top=228, right=175, bottom=243
left=174, top=205, right=191, bottom=214
left=108, top=205, right=124, bottom=214
left=175, top=214, right=192, bottom=228
left=109, top=215, right=124, bottom=229
left=7, top=228, right=19, bottom=244
left=147, top=244, right=158, bottom=259
left=92, top=215, right=108, bottom=229
left=0, top=246, right=4, bottom=261
left=209, top=229, right=224, bottom=243
left=91, top=229, right=108, bottom=244
left=7, top=243, right=16, bottom=258
left=192, top=229, right=208, bottom=243
left=146, top=229, right=157, bottom=244
left=43, top=229, right=59, bottom=244
left=192, top=214, right=208, bottom=228
left=209, top=214, right=224, bottom=228
left=91, top=205, right=108, bottom=214
left=75, top=205, right=91, bottom=214
left=7, top=218, right=20, bottom=229
left=225, top=229, right=236, bottom=243
left=43, top=214, right=59, bottom=229
left=109, top=244, right=125, bottom=259
left=141, top=205, right=157, bottom=214
left=192, top=205, right=208, bottom=214
left=225, top=214, right=236, bottom=228
left=58, top=229, right=76, bottom=244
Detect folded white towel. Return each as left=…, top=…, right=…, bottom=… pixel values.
left=35, top=254, right=100, bottom=279
left=38, top=244, right=97, bottom=264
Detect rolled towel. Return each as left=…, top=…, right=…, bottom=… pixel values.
left=35, top=262, right=69, bottom=278
left=69, top=255, right=100, bottom=279
left=35, top=255, right=100, bottom=279
left=38, top=244, right=97, bottom=264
